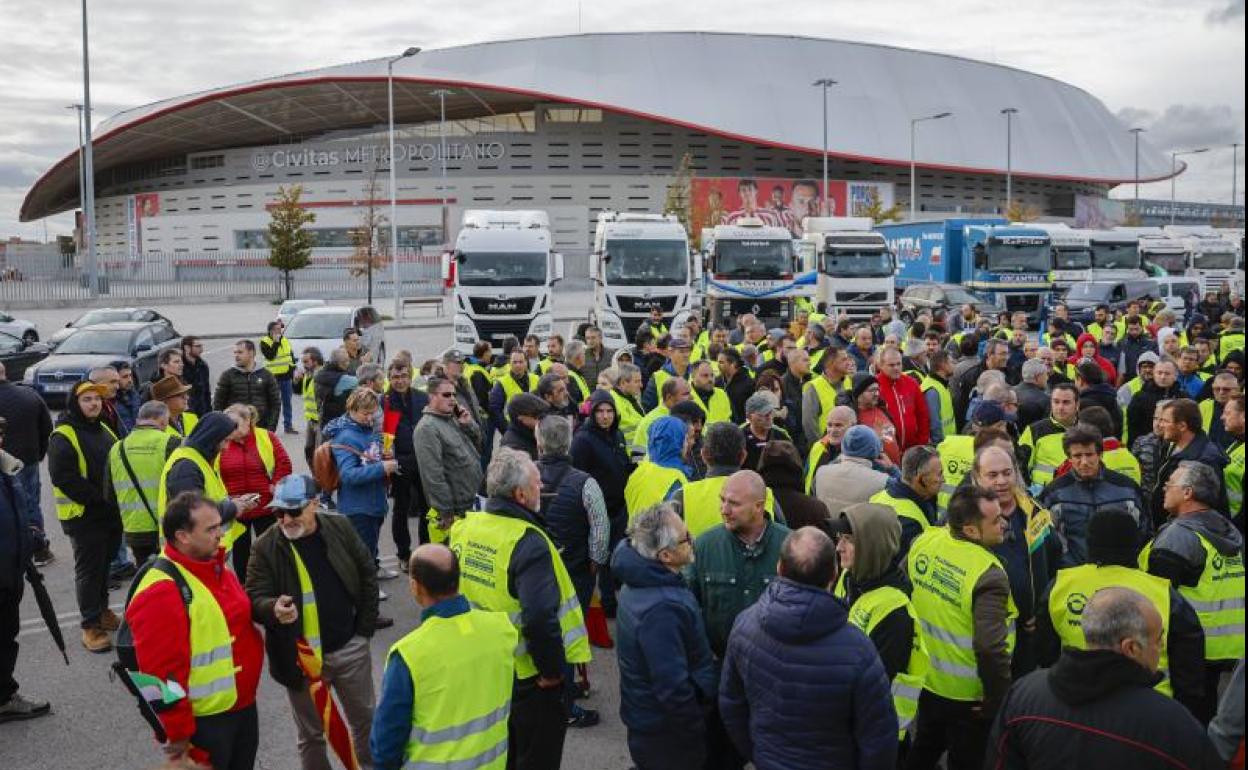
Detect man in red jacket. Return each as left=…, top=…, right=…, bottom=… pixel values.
left=876, top=347, right=930, bottom=452
left=127, top=492, right=265, bottom=769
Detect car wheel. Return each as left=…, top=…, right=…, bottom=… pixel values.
left=22, top=330, right=37, bottom=344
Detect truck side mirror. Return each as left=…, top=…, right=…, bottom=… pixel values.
left=973, top=243, right=988, bottom=270
left=440, top=252, right=451, bottom=281
left=454, top=250, right=466, bottom=264
left=553, top=253, right=565, bottom=284
left=601, top=252, right=611, bottom=264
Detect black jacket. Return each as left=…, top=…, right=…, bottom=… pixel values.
left=213, top=365, right=281, bottom=430
left=1150, top=434, right=1229, bottom=529
left=500, top=422, right=538, bottom=460
left=985, top=649, right=1222, bottom=770
left=163, top=412, right=240, bottom=522
left=0, top=381, right=52, bottom=466
left=570, top=389, right=633, bottom=522
left=383, top=388, right=427, bottom=461
left=1126, top=381, right=1183, bottom=448
left=839, top=566, right=916, bottom=682
left=537, top=454, right=593, bottom=576
left=1013, top=382, right=1049, bottom=433
left=183, top=356, right=212, bottom=416
left=47, top=396, right=119, bottom=535
left=721, top=369, right=754, bottom=425
left=0, top=468, right=32, bottom=591
left=757, top=452, right=826, bottom=532
left=1079, top=383, right=1123, bottom=439
left=313, top=364, right=351, bottom=425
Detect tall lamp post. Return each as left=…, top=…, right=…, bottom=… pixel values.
left=80, top=0, right=98, bottom=296
left=431, top=89, right=454, bottom=248
left=1232, top=143, right=1240, bottom=207
left=812, top=78, right=837, bottom=215
left=1128, top=127, right=1145, bottom=203
left=1170, top=147, right=1209, bottom=224
left=387, top=46, right=420, bottom=319
left=909, top=112, right=952, bottom=222
left=1001, top=107, right=1019, bottom=215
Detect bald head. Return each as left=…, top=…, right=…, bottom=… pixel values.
left=409, top=544, right=460, bottom=607
left=719, top=470, right=769, bottom=536
left=779, top=526, right=837, bottom=588
left=725, top=470, right=766, bottom=504
left=1081, top=586, right=1163, bottom=672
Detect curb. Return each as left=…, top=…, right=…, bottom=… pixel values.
left=194, top=311, right=589, bottom=342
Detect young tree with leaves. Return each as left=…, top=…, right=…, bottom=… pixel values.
left=267, top=185, right=315, bottom=300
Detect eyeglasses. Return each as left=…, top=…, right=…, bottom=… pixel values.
left=434, top=390, right=456, bottom=398
left=274, top=507, right=305, bottom=519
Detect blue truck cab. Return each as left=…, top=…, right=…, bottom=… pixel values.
left=877, top=218, right=1054, bottom=325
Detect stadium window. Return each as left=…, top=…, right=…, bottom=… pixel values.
left=543, top=108, right=603, bottom=123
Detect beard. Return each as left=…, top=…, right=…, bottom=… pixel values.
left=280, top=522, right=308, bottom=540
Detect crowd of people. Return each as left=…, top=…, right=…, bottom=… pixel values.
left=0, top=292, right=1244, bottom=770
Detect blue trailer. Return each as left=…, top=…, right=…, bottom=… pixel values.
left=877, top=218, right=1054, bottom=323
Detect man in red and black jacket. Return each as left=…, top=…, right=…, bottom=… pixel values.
left=875, top=347, right=930, bottom=453
left=126, top=492, right=264, bottom=769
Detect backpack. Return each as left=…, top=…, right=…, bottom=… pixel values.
left=111, top=557, right=192, bottom=743
left=312, top=442, right=362, bottom=492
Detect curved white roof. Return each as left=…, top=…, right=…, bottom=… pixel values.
left=23, top=32, right=1174, bottom=221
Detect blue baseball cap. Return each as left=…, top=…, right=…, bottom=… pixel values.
left=268, top=474, right=318, bottom=510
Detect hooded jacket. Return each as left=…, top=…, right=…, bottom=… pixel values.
left=312, top=363, right=355, bottom=424
left=985, top=649, right=1221, bottom=770
left=163, top=411, right=241, bottom=522
left=570, top=389, right=633, bottom=520
left=48, top=391, right=121, bottom=534
left=719, top=578, right=898, bottom=770
left=612, top=540, right=717, bottom=735
left=321, top=414, right=388, bottom=516
left=1144, top=508, right=1244, bottom=590
left=1076, top=332, right=1118, bottom=384
left=839, top=501, right=918, bottom=682
left=500, top=395, right=542, bottom=459
left=1118, top=330, right=1157, bottom=381
left=647, top=415, right=693, bottom=477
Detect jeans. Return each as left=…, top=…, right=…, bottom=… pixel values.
left=15, top=464, right=43, bottom=537
left=508, top=678, right=566, bottom=770
left=348, top=514, right=384, bottom=562
left=191, top=704, right=259, bottom=770
left=278, top=377, right=295, bottom=431
left=391, top=456, right=426, bottom=563
left=68, top=524, right=122, bottom=628
left=124, top=532, right=160, bottom=566
left=109, top=539, right=133, bottom=571
left=628, top=726, right=706, bottom=770
left=288, top=635, right=376, bottom=770
left=904, top=690, right=992, bottom=770
left=231, top=516, right=275, bottom=578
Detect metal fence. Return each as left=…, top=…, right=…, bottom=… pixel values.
left=0, top=250, right=447, bottom=308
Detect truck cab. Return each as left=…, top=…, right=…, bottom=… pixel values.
left=589, top=212, right=700, bottom=349
left=1115, top=226, right=1192, bottom=279
left=1163, top=225, right=1242, bottom=294
left=963, top=223, right=1053, bottom=323
left=1031, top=223, right=1093, bottom=293
left=444, top=209, right=563, bottom=354
left=700, top=218, right=815, bottom=329
left=802, top=216, right=895, bottom=321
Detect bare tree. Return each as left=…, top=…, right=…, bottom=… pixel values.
left=349, top=163, right=389, bottom=304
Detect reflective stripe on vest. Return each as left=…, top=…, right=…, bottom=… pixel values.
left=262, top=335, right=295, bottom=376
left=936, top=435, right=975, bottom=514
left=869, top=488, right=933, bottom=536
left=681, top=475, right=775, bottom=537
left=108, top=428, right=169, bottom=534
left=131, top=560, right=238, bottom=716
left=1050, top=564, right=1173, bottom=696
left=846, top=585, right=930, bottom=736
left=1022, top=422, right=1068, bottom=488
left=391, top=609, right=516, bottom=770
left=158, top=447, right=246, bottom=550
left=907, top=527, right=1018, bottom=701
left=51, top=423, right=117, bottom=521
left=624, top=462, right=687, bottom=524
left=449, top=511, right=591, bottom=679
left=1143, top=532, right=1245, bottom=661
left=166, top=411, right=199, bottom=440
left=689, top=387, right=732, bottom=425
left=287, top=545, right=322, bottom=663
left=920, top=376, right=955, bottom=439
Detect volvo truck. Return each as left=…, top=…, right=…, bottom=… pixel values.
left=589, top=212, right=700, bottom=349
left=444, top=210, right=563, bottom=354
left=802, top=216, right=896, bottom=320
left=699, top=218, right=816, bottom=328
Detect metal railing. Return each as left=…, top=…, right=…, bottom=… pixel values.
left=0, top=250, right=446, bottom=308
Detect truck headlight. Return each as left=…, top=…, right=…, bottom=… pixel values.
left=453, top=316, right=476, bottom=343
left=598, top=312, right=624, bottom=334
left=529, top=314, right=553, bottom=338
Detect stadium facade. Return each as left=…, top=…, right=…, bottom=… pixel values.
left=22, top=32, right=1178, bottom=260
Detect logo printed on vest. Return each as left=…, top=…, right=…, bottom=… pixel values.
left=1066, top=592, right=1088, bottom=616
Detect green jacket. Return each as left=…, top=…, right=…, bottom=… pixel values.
left=686, top=520, right=792, bottom=657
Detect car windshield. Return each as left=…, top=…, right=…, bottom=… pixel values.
left=1064, top=283, right=1112, bottom=301
left=714, top=239, right=792, bottom=278
left=604, top=239, right=688, bottom=286
left=823, top=247, right=893, bottom=277
left=75, top=310, right=133, bottom=326
left=457, top=251, right=548, bottom=287
left=1091, top=242, right=1141, bottom=270
left=1193, top=250, right=1237, bottom=270
left=280, top=301, right=324, bottom=316
left=1053, top=248, right=1092, bottom=270
left=56, top=330, right=133, bottom=355
left=1144, top=252, right=1189, bottom=274
left=944, top=288, right=985, bottom=305
left=285, top=312, right=353, bottom=339
left=987, top=241, right=1051, bottom=273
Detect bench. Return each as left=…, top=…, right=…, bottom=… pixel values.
left=400, top=296, right=445, bottom=319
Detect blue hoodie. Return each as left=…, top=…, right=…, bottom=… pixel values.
left=647, top=415, right=692, bottom=477
left=321, top=414, right=388, bottom=516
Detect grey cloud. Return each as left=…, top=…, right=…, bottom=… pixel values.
left=1115, top=104, right=1243, bottom=154
left=1207, top=0, right=1244, bottom=23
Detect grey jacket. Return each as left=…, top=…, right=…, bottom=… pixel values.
left=813, top=456, right=889, bottom=515
left=413, top=407, right=484, bottom=515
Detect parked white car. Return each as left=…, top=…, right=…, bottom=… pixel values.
left=0, top=311, right=39, bottom=344
left=276, top=299, right=327, bottom=327
left=284, top=305, right=385, bottom=365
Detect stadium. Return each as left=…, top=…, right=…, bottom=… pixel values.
left=21, top=31, right=1177, bottom=262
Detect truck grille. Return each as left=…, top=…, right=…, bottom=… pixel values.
left=834, top=291, right=889, bottom=303
left=472, top=319, right=532, bottom=343
left=1004, top=294, right=1042, bottom=312
left=726, top=298, right=784, bottom=321
left=468, top=296, right=536, bottom=316
left=615, top=295, right=679, bottom=314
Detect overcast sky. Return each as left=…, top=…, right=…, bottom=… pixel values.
left=0, top=0, right=1242, bottom=240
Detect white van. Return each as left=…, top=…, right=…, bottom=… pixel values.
left=1152, top=277, right=1201, bottom=316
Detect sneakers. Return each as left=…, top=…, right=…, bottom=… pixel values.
left=378, top=588, right=389, bottom=602
left=566, top=707, right=600, bottom=729
left=31, top=547, right=54, bottom=567
left=0, top=693, right=51, bottom=723
left=99, top=609, right=121, bottom=632
left=375, top=615, right=395, bottom=629
left=376, top=566, right=400, bottom=581
left=81, top=626, right=112, bottom=654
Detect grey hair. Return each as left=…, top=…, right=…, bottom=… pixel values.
left=983, top=338, right=1008, bottom=358
left=356, top=363, right=384, bottom=386
left=741, top=343, right=758, bottom=360
left=536, top=415, right=572, bottom=457
left=486, top=448, right=536, bottom=499
left=1174, top=461, right=1222, bottom=508
left=88, top=366, right=118, bottom=381
left=330, top=346, right=350, bottom=367
left=565, top=339, right=586, bottom=362
left=1021, top=357, right=1049, bottom=383
left=1082, top=587, right=1153, bottom=650
left=628, top=503, right=684, bottom=559
left=901, top=445, right=941, bottom=483
left=982, top=382, right=1012, bottom=404
left=613, top=362, right=641, bottom=386
left=976, top=369, right=1006, bottom=391
left=137, top=400, right=169, bottom=423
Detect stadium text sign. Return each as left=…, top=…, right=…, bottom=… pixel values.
left=251, top=141, right=506, bottom=171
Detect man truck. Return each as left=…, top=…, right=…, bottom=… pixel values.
left=699, top=217, right=816, bottom=328
left=1164, top=225, right=1242, bottom=294
left=801, top=217, right=896, bottom=321
left=444, top=209, right=563, bottom=354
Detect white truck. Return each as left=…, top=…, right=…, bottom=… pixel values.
left=588, top=212, right=701, bottom=349
left=1029, top=223, right=1093, bottom=294
left=1115, top=226, right=1192, bottom=279
left=1164, top=225, right=1242, bottom=294
left=699, top=218, right=816, bottom=329
left=444, top=209, right=563, bottom=354
left=801, top=216, right=895, bottom=321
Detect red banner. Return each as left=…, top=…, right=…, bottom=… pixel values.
left=691, top=177, right=848, bottom=237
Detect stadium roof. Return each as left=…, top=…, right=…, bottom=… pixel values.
left=21, top=31, right=1177, bottom=221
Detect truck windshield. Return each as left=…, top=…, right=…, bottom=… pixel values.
left=824, top=248, right=893, bottom=277
left=987, top=242, right=1051, bottom=273
left=1144, top=252, right=1189, bottom=275
left=604, top=239, right=688, bottom=286
left=1091, top=242, right=1141, bottom=270
left=1193, top=250, right=1237, bottom=270
left=458, top=251, right=547, bottom=287
left=1053, top=248, right=1092, bottom=270
left=1064, top=283, right=1111, bottom=301
left=714, top=239, right=792, bottom=278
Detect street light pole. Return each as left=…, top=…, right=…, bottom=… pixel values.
left=1129, top=127, right=1145, bottom=203
left=80, top=0, right=97, bottom=297
left=387, top=46, right=420, bottom=319
left=431, top=89, right=454, bottom=248
left=1170, top=147, right=1210, bottom=225
left=1001, top=107, right=1018, bottom=216
left=909, top=112, right=953, bottom=222
left=812, top=78, right=836, bottom=216
left=1232, top=143, right=1240, bottom=207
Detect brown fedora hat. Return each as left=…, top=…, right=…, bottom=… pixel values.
left=151, top=375, right=192, bottom=401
